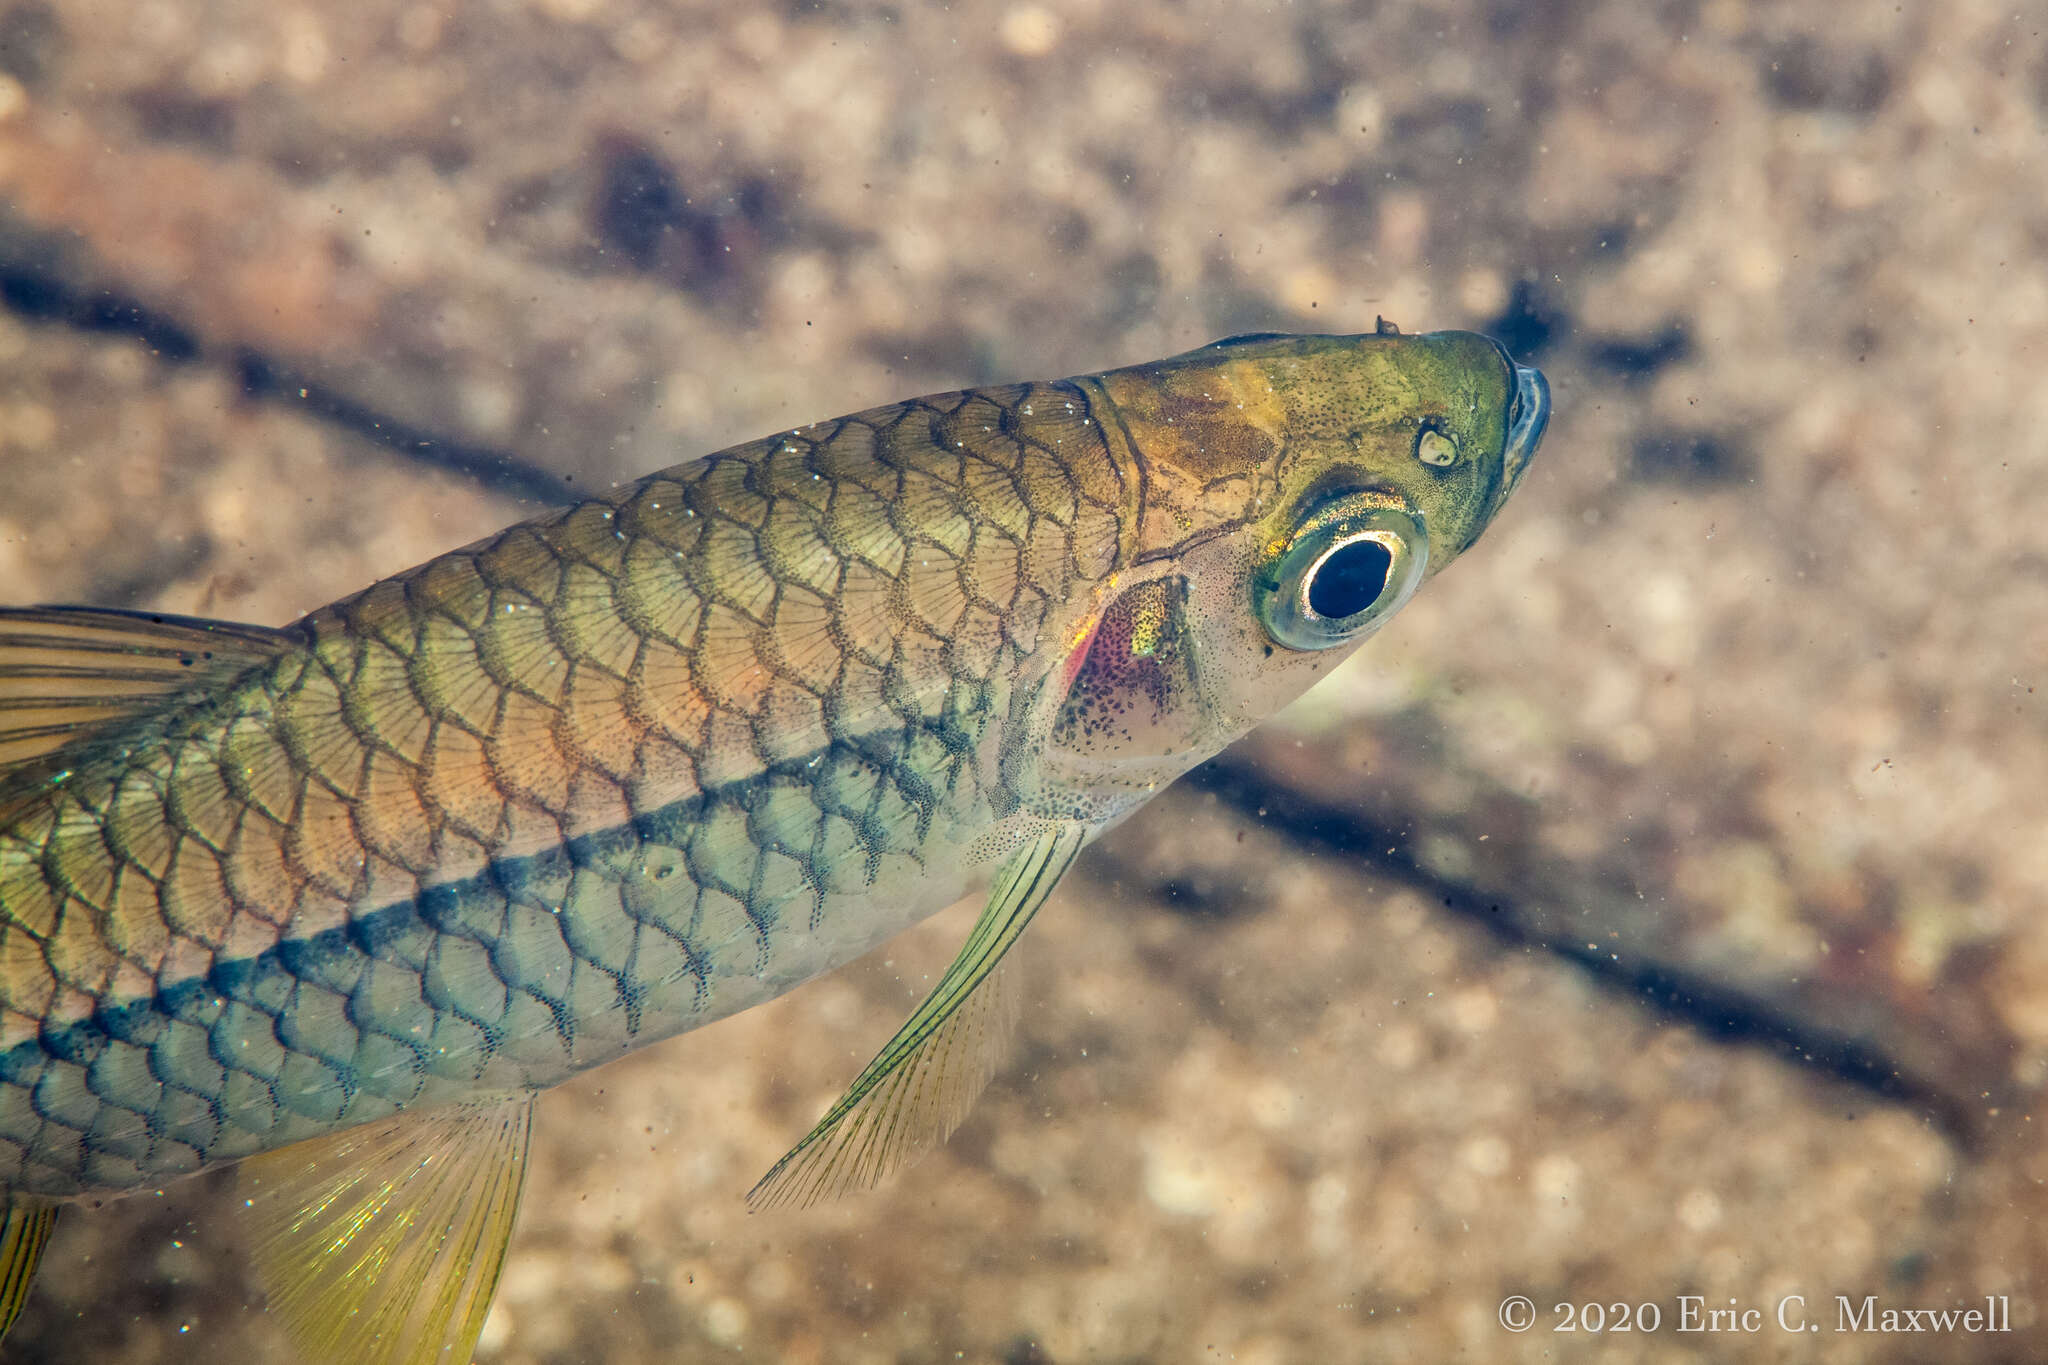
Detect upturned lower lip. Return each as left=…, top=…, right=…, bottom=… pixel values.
left=1503, top=362, right=1550, bottom=490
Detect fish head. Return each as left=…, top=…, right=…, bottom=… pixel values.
left=1048, top=327, right=1549, bottom=791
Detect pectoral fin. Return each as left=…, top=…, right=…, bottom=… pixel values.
left=0, top=1201, right=56, bottom=1340
left=748, top=822, right=1089, bottom=1211
left=235, top=1096, right=535, bottom=1365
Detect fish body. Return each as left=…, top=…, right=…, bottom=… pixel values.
left=0, top=326, right=1547, bottom=1360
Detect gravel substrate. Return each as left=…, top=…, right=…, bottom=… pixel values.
left=1, top=1, right=2044, bottom=1361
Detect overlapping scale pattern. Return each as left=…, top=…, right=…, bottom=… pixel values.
left=0, top=380, right=1129, bottom=1198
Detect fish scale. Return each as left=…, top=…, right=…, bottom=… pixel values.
left=0, top=379, right=1128, bottom=1198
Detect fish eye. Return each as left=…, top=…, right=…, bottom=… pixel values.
left=1306, top=538, right=1393, bottom=619
left=1254, top=493, right=1427, bottom=652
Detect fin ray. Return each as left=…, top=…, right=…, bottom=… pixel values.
left=0, top=606, right=295, bottom=767
left=748, top=822, right=1087, bottom=1210
left=0, top=1202, right=56, bottom=1341
left=0, top=606, right=297, bottom=821
left=236, top=1096, right=534, bottom=1365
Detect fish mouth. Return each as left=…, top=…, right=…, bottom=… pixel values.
left=1501, top=359, right=1550, bottom=493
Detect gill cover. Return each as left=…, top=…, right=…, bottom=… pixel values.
left=1050, top=577, right=1204, bottom=760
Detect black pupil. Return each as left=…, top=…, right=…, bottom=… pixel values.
left=1307, top=539, right=1392, bottom=619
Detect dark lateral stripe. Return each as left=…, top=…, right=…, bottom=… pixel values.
left=1, top=713, right=987, bottom=1100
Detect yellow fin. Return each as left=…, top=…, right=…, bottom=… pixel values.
left=748, top=823, right=1088, bottom=1211
left=236, top=1097, right=534, bottom=1365
left=0, top=606, right=294, bottom=789
left=0, top=1202, right=56, bottom=1341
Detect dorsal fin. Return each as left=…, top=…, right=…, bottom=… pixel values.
left=0, top=605, right=297, bottom=807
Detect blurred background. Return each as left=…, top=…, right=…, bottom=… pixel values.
left=0, top=0, right=2044, bottom=1360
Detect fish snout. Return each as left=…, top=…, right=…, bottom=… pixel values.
left=1502, top=360, right=1550, bottom=493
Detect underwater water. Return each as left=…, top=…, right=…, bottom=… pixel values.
left=0, top=0, right=2041, bottom=1361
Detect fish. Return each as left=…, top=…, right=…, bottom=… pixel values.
left=0, top=322, right=1547, bottom=1362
